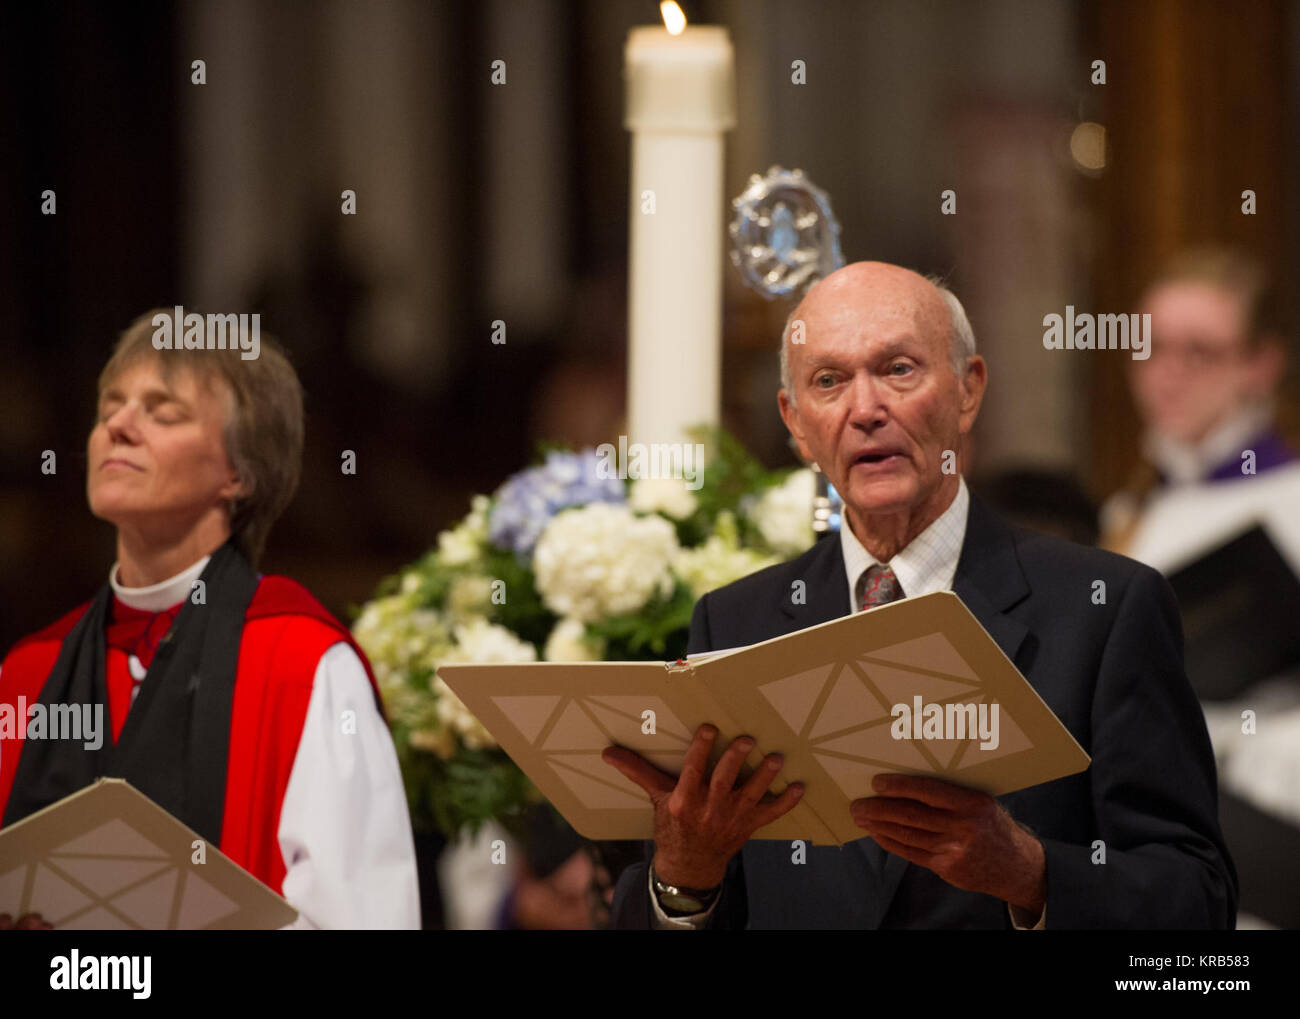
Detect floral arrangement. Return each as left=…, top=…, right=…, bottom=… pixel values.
left=351, top=430, right=816, bottom=839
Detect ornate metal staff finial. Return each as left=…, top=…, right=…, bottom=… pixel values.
left=729, top=165, right=844, bottom=300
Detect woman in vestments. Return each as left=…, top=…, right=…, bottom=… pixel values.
left=0, top=309, right=419, bottom=929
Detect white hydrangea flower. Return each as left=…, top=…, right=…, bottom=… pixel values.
left=750, top=468, right=816, bottom=556
left=352, top=595, right=455, bottom=733
left=627, top=477, right=698, bottom=521
left=432, top=618, right=540, bottom=751
left=465, top=494, right=490, bottom=533
left=533, top=503, right=679, bottom=623
left=438, top=527, right=480, bottom=566
left=353, top=594, right=438, bottom=672
left=444, top=617, right=538, bottom=665
left=429, top=678, right=496, bottom=751
left=543, top=617, right=607, bottom=662
left=447, top=574, right=494, bottom=617
left=672, top=528, right=778, bottom=600
left=436, top=495, right=492, bottom=566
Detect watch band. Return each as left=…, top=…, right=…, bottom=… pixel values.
left=650, top=860, right=722, bottom=916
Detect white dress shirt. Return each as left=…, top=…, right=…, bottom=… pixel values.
left=838, top=475, right=970, bottom=607
left=651, top=476, right=1045, bottom=929
left=106, top=557, right=421, bottom=930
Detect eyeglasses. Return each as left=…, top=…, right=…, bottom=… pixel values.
left=1143, top=340, right=1246, bottom=373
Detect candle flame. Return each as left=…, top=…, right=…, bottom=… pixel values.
left=660, top=1, right=686, bottom=35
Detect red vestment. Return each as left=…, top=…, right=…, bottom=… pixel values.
left=0, top=576, right=380, bottom=897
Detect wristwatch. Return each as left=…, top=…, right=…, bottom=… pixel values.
left=650, top=861, right=722, bottom=916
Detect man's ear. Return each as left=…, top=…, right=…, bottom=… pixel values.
left=778, top=388, right=815, bottom=462
left=957, top=355, right=988, bottom=434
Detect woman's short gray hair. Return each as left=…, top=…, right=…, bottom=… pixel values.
left=780, top=274, right=977, bottom=405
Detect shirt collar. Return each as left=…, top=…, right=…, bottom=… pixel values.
left=1142, top=399, right=1275, bottom=486
left=839, top=476, right=970, bottom=607
left=110, top=555, right=211, bottom=612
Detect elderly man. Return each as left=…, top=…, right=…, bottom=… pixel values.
left=0, top=309, right=419, bottom=929
left=604, top=262, right=1236, bottom=929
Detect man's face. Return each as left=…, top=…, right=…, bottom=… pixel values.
left=778, top=265, right=985, bottom=526
left=87, top=359, right=244, bottom=530
left=1129, top=281, right=1265, bottom=444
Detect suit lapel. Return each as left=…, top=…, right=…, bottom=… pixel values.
left=779, top=532, right=851, bottom=629
left=951, top=494, right=1031, bottom=664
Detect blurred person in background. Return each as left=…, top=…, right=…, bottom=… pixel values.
left=1101, top=246, right=1296, bottom=555
left=1102, top=249, right=1300, bottom=928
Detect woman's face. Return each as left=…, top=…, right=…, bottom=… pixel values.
left=87, top=359, right=244, bottom=532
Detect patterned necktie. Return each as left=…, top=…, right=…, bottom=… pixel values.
left=856, top=564, right=904, bottom=611
left=853, top=562, right=906, bottom=925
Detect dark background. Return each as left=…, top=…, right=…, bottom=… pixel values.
left=2, top=0, right=1296, bottom=650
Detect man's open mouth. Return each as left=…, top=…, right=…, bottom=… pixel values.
left=853, top=451, right=904, bottom=465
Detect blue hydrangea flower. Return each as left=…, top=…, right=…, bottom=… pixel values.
left=488, top=449, right=625, bottom=558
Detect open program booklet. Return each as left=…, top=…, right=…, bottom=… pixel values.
left=437, top=591, right=1090, bottom=845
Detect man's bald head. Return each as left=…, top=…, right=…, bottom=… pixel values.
left=780, top=263, right=976, bottom=406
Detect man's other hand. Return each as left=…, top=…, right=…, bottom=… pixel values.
left=0, top=912, right=53, bottom=930
left=851, top=773, right=1046, bottom=913
left=602, top=724, right=804, bottom=890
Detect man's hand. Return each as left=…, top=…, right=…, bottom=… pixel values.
left=0, top=912, right=53, bottom=930
left=602, top=724, right=804, bottom=890
left=851, top=774, right=1046, bottom=914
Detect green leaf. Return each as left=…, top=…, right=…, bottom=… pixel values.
left=588, top=582, right=694, bottom=661
left=478, top=546, right=557, bottom=648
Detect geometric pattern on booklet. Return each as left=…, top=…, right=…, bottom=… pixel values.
left=492, top=694, right=691, bottom=810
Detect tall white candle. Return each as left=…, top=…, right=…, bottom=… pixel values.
left=624, top=18, right=735, bottom=449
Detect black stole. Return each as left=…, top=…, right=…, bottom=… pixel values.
left=2, top=540, right=259, bottom=844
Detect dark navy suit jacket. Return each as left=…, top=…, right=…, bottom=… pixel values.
left=611, top=493, right=1238, bottom=929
